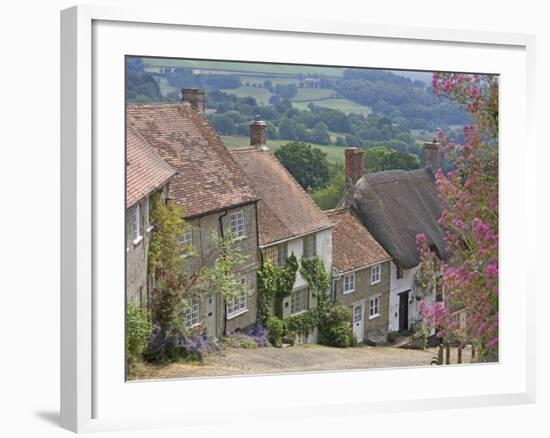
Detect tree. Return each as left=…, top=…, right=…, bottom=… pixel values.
left=310, top=122, right=331, bottom=145
left=274, top=142, right=331, bottom=190
left=362, top=146, right=419, bottom=173
left=417, top=73, right=499, bottom=361
left=311, top=165, right=345, bottom=210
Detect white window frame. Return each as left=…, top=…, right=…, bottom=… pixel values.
left=290, top=287, right=309, bottom=315
left=183, top=296, right=200, bottom=327
left=229, top=210, right=246, bottom=239
left=132, top=203, right=142, bottom=245
left=179, top=229, right=194, bottom=256
left=226, top=279, right=248, bottom=318
left=343, top=273, right=355, bottom=294
left=369, top=294, right=381, bottom=319
left=370, top=263, right=381, bottom=285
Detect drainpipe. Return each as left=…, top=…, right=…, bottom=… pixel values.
left=218, top=210, right=229, bottom=336
left=331, top=270, right=342, bottom=303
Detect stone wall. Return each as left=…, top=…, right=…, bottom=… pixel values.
left=333, top=261, right=391, bottom=343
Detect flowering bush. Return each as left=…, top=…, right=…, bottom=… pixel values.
left=225, top=323, right=270, bottom=349
left=418, top=73, right=499, bottom=361
left=144, top=324, right=222, bottom=363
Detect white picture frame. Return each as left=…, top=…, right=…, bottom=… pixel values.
left=60, top=4, right=536, bottom=433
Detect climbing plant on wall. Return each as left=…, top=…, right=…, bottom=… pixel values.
left=257, top=254, right=298, bottom=322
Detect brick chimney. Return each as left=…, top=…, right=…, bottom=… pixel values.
left=345, top=147, right=364, bottom=185
left=422, top=138, right=441, bottom=170
left=250, top=115, right=267, bottom=149
left=181, top=88, right=205, bottom=113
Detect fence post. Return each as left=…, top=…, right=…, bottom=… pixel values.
left=438, top=344, right=444, bottom=365
left=471, top=345, right=476, bottom=362
left=457, top=346, right=462, bottom=364
left=445, top=342, right=451, bottom=365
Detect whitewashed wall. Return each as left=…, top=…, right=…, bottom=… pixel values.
left=389, top=261, right=436, bottom=333
left=285, top=228, right=332, bottom=291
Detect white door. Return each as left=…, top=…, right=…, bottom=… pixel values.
left=352, top=302, right=364, bottom=343
left=205, top=294, right=217, bottom=338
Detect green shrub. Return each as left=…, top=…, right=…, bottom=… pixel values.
left=266, top=316, right=286, bottom=348
left=318, top=304, right=356, bottom=348
left=238, top=338, right=258, bottom=349
left=126, top=303, right=152, bottom=366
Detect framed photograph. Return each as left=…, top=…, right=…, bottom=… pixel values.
left=61, top=5, right=536, bottom=433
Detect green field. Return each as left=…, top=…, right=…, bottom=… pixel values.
left=141, top=58, right=344, bottom=78
left=221, top=135, right=346, bottom=164
left=292, top=88, right=336, bottom=102
left=293, top=98, right=372, bottom=116
left=241, top=76, right=302, bottom=87
left=220, top=86, right=273, bottom=105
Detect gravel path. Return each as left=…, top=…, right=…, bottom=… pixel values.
left=132, top=344, right=435, bottom=380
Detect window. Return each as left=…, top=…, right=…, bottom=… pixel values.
left=263, top=245, right=278, bottom=265
left=132, top=204, right=142, bottom=243
left=369, top=294, right=381, bottom=319
left=303, top=234, right=316, bottom=259
left=396, top=264, right=403, bottom=279
left=290, top=288, right=309, bottom=315
left=183, top=296, right=200, bottom=326
left=179, top=229, right=193, bottom=256
left=277, top=242, right=288, bottom=266
left=229, top=210, right=246, bottom=239
left=343, top=273, right=355, bottom=294
left=264, top=243, right=288, bottom=267
left=227, top=279, right=248, bottom=317
left=370, top=264, right=381, bottom=284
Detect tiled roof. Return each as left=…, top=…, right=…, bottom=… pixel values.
left=126, top=126, right=176, bottom=208
left=352, top=168, right=446, bottom=269
left=326, top=207, right=391, bottom=273
left=127, top=103, right=257, bottom=218
left=229, top=147, right=333, bottom=246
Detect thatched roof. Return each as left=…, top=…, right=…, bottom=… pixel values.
left=351, top=168, right=446, bottom=269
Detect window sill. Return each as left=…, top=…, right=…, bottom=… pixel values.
left=227, top=308, right=248, bottom=320
left=343, top=289, right=355, bottom=295
left=146, top=225, right=154, bottom=233
left=233, top=235, right=247, bottom=242
left=370, top=280, right=381, bottom=286
left=290, top=309, right=308, bottom=317
left=369, top=313, right=381, bottom=320
left=133, top=235, right=143, bottom=246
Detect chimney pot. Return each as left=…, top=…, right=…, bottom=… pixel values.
left=181, top=88, right=205, bottom=113
left=344, top=147, right=364, bottom=186
left=250, top=115, right=267, bottom=149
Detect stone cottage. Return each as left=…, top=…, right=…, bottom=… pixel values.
left=126, top=90, right=260, bottom=337
left=342, top=144, right=446, bottom=334
left=126, top=126, right=175, bottom=310
left=326, top=207, right=392, bottom=344
left=229, top=116, right=334, bottom=342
